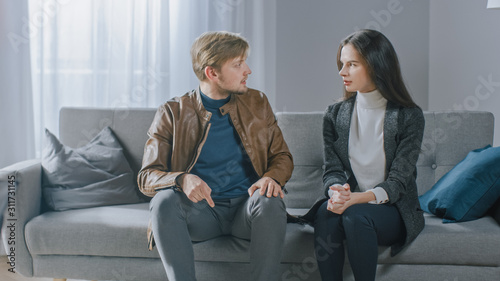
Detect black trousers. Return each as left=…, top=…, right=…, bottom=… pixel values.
left=314, top=201, right=404, bottom=281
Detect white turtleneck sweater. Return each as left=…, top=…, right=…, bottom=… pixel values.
left=348, top=90, right=389, bottom=204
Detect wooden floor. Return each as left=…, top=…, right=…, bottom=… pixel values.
left=0, top=256, right=95, bottom=281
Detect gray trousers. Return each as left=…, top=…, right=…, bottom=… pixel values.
left=150, top=189, right=287, bottom=281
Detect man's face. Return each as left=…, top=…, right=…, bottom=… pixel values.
left=215, top=56, right=252, bottom=95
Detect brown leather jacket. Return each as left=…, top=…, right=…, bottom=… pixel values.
left=138, top=87, right=294, bottom=198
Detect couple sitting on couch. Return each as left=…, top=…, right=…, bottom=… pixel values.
left=137, top=29, right=424, bottom=281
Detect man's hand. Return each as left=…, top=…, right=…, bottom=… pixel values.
left=178, top=174, right=215, bottom=207
left=327, top=183, right=351, bottom=214
left=248, top=177, right=284, bottom=199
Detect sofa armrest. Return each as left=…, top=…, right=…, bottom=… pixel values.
left=1, top=159, right=42, bottom=277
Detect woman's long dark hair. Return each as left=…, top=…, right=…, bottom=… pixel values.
left=337, top=29, right=417, bottom=108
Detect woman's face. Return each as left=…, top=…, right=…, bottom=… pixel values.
left=338, top=44, right=376, bottom=93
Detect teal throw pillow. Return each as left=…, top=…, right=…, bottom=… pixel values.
left=419, top=145, right=500, bottom=223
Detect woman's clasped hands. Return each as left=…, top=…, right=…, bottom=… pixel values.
left=327, top=183, right=352, bottom=214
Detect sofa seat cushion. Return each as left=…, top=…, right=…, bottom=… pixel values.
left=378, top=213, right=500, bottom=266
left=26, top=206, right=500, bottom=267
left=285, top=209, right=500, bottom=267
left=286, top=209, right=500, bottom=267
left=26, top=203, right=159, bottom=258
left=25, top=204, right=316, bottom=263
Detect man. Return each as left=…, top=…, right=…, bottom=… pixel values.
left=137, top=31, right=294, bottom=281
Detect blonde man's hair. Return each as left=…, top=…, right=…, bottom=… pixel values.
left=191, top=31, right=249, bottom=81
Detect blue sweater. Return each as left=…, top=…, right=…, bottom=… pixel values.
left=190, top=92, right=258, bottom=200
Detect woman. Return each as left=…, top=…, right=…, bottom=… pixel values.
left=313, top=29, right=425, bottom=280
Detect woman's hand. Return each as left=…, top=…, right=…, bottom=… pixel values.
left=327, top=183, right=352, bottom=214
left=327, top=183, right=378, bottom=214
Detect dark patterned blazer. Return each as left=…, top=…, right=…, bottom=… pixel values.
left=322, top=95, right=425, bottom=256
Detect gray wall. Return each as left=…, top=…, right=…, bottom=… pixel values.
left=429, top=0, right=500, bottom=146
left=274, top=0, right=499, bottom=146
left=275, top=0, right=430, bottom=112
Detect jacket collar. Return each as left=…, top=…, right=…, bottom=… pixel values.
left=192, top=87, right=239, bottom=118
left=192, top=88, right=211, bottom=121
left=220, top=93, right=236, bottom=116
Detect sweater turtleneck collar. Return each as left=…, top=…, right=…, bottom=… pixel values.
left=356, top=89, right=387, bottom=109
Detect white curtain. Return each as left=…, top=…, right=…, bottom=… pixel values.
left=29, top=0, right=277, bottom=157
left=0, top=0, right=35, bottom=257
left=0, top=0, right=35, bottom=169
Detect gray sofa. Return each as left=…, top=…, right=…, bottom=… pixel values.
left=1, top=107, right=499, bottom=281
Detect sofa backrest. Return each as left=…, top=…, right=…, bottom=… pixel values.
left=59, top=107, right=494, bottom=209
left=277, top=111, right=495, bottom=208
left=59, top=107, right=156, bottom=178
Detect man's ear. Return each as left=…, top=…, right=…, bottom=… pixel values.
left=204, top=66, right=219, bottom=82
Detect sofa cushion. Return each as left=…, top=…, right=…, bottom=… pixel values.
left=26, top=203, right=158, bottom=258
left=377, top=213, right=500, bottom=266
left=489, top=198, right=500, bottom=226
left=25, top=204, right=316, bottom=263
left=25, top=206, right=500, bottom=267
left=277, top=112, right=325, bottom=209
left=419, top=145, right=500, bottom=223
left=41, top=127, right=143, bottom=211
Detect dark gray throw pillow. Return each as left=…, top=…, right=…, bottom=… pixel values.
left=42, top=127, right=143, bottom=211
